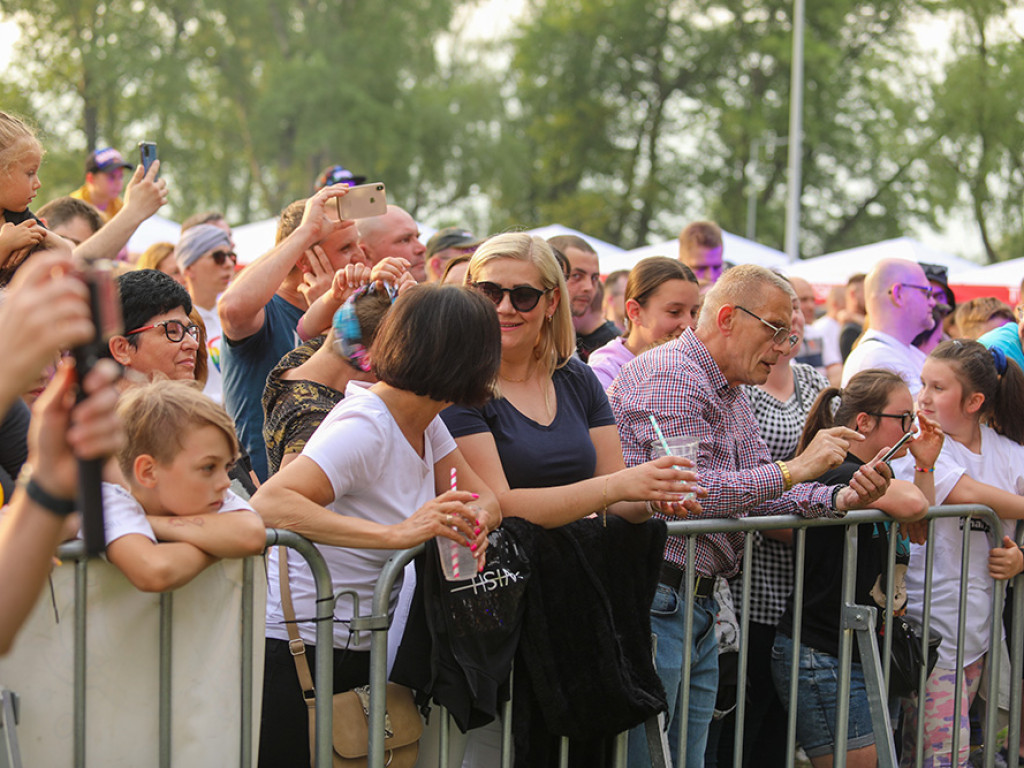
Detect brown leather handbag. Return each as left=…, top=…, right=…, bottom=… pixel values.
left=278, top=548, right=423, bottom=767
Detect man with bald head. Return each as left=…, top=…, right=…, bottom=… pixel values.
left=355, top=205, right=427, bottom=282
left=610, top=264, right=891, bottom=768
left=841, top=258, right=938, bottom=395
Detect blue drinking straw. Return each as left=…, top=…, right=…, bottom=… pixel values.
left=648, top=415, right=672, bottom=456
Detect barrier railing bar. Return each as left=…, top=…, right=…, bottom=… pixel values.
left=262, top=530, right=335, bottom=768
left=914, top=517, right=936, bottom=768
left=731, top=532, right=754, bottom=768
left=676, top=535, right=696, bottom=763
left=951, top=519, right=972, bottom=766
left=159, top=592, right=172, bottom=767
left=784, top=527, right=806, bottom=768
left=558, top=736, right=568, bottom=767
left=73, top=555, right=86, bottom=768
left=882, top=523, right=897, bottom=693
left=1008, top=520, right=1024, bottom=765
left=833, top=524, right=856, bottom=768
left=240, top=557, right=254, bottom=768
left=367, top=544, right=422, bottom=768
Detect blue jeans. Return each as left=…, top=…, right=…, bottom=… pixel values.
left=770, top=632, right=875, bottom=758
left=628, top=585, right=719, bottom=768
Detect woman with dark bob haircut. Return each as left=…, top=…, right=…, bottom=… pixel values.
left=251, top=284, right=503, bottom=766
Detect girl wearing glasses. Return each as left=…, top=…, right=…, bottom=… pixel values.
left=588, top=256, right=700, bottom=390
left=771, top=369, right=938, bottom=768
left=898, top=340, right=1024, bottom=768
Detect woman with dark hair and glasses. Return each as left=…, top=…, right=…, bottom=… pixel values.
left=109, top=268, right=201, bottom=383
left=251, top=284, right=504, bottom=767
left=770, top=369, right=938, bottom=768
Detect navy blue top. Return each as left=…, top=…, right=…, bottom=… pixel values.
left=221, top=294, right=304, bottom=482
left=442, top=357, right=615, bottom=489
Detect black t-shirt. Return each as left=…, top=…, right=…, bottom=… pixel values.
left=776, top=455, right=888, bottom=660
left=3, top=208, right=43, bottom=226
left=576, top=320, right=620, bottom=363
left=442, top=356, right=615, bottom=490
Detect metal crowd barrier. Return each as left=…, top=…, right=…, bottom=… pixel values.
left=662, top=504, right=1020, bottom=768
left=20, top=505, right=1021, bottom=768
left=40, top=528, right=333, bottom=768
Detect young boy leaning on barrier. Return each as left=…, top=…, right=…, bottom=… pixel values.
left=91, top=380, right=266, bottom=592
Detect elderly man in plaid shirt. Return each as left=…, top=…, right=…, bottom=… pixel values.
left=610, top=265, right=892, bottom=768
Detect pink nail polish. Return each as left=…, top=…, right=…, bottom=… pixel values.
left=474, top=526, right=481, bottom=535
left=470, top=543, right=477, bottom=552
left=471, top=493, right=480, bottom=499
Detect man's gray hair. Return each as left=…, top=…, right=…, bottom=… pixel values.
left=698, top=264, right=795, bottom=332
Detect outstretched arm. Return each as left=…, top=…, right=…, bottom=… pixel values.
left=146, top=509, right=266, bottom=559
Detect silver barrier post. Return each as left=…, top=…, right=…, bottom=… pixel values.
left=785, top=527, right=807, bottom=768
left=73, top=551, right=87, bottom=768
left=159, top=592, right=173, bottom=768
left=240, top=556, right=254, bottom=768
left=361, top=544, right=422, bottom=768
left=265, top=530, right=337, bottom=768
left=731, top=533, right=754, bottom=768
left=0, top=688, right=22, bottom=768
left=1008, top=520, right=1024, bottom=765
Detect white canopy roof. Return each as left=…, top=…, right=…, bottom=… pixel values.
left=604, top=231, right=790, bottom=275
left=949, top=257, right=1024, bottom=287
left=126, top=214, right=181, bottom=257
left=785, top=237, right=978, bottom=285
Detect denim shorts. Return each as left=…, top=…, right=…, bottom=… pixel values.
left=770, top=633, right=875, bottom=758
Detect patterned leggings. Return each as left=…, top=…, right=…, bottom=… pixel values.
left=900, top=659, right=984, bottom=768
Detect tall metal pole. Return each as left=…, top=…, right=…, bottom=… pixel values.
left=784, top=0, right=805, bottom=261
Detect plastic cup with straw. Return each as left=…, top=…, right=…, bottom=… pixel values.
left=648, top=415, right=697, bottom=502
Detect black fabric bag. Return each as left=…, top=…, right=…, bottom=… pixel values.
left=881, top=614, right=941, bottom=699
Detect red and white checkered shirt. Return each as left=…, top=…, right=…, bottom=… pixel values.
left=608, top=329, right=841, bottom=579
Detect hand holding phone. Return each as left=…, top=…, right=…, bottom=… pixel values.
left=138, top=141, right=158, bottom=176
left=879, top=430, right=915, bottom=465
left=336, top=183, right=387, bottom=220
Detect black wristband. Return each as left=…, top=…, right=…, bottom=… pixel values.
left=831, top=485, right=847, bottom=517
left=21, top=475, right=77, bottom=518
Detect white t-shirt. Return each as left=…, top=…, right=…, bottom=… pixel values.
left=264, top=383, right=457, bottom=648
left=196, top=304, right=224, bottom=404
left=896, top=424, right=1024, bottom=669
left=94, top=482, right=253, bottom=546
left=841, top=328, right=927, bottom=395
left=811, top=315, right=843, bottom=368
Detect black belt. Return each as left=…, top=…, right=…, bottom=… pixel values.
left=659, top=562, right=715, bottom=599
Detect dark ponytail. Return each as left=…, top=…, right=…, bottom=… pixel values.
left=930, top=339, right=1024, bottom=445
left=797, top=369, right=907, bottom=453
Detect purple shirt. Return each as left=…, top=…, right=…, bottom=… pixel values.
left=608, top=328, right=840, bottom=578
left=588, top=336, right=635, bottom=390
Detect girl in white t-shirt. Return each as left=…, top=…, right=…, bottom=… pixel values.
left=899, top=339, right=1024, bottom=768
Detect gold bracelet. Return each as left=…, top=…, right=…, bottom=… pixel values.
left=775, top=460, right=793, bottom=491
left=602, top=477, right=609, bottom=527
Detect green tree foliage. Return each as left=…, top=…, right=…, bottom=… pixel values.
left=924, top=0, right=1024, bottom=262
left=3, top=0, right=493, bottom=222
left=507, top=0, right=943, bottom=255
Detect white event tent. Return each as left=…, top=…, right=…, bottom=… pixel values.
left=604, top=231, right=790, bottom=275
left=785, top=237, right=978, bottom=286
left=126, top=214, right=181, bottom=258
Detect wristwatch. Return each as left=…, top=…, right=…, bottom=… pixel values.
left=830, top=485, right=848, bottom=517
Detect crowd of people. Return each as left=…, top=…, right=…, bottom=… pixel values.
left=3, top=109, right=1024, bottom=768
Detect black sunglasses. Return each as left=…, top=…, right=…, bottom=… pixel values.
left=867, top=411, right=915, bottom=434
left=209, top=249, right=237, bottom=266
left=126, top=319, right=201, bottom=343
left=472, top=281, right=547, bottom=313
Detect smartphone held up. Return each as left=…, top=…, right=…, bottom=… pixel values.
left=336, top=182, right=387, bottom=220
